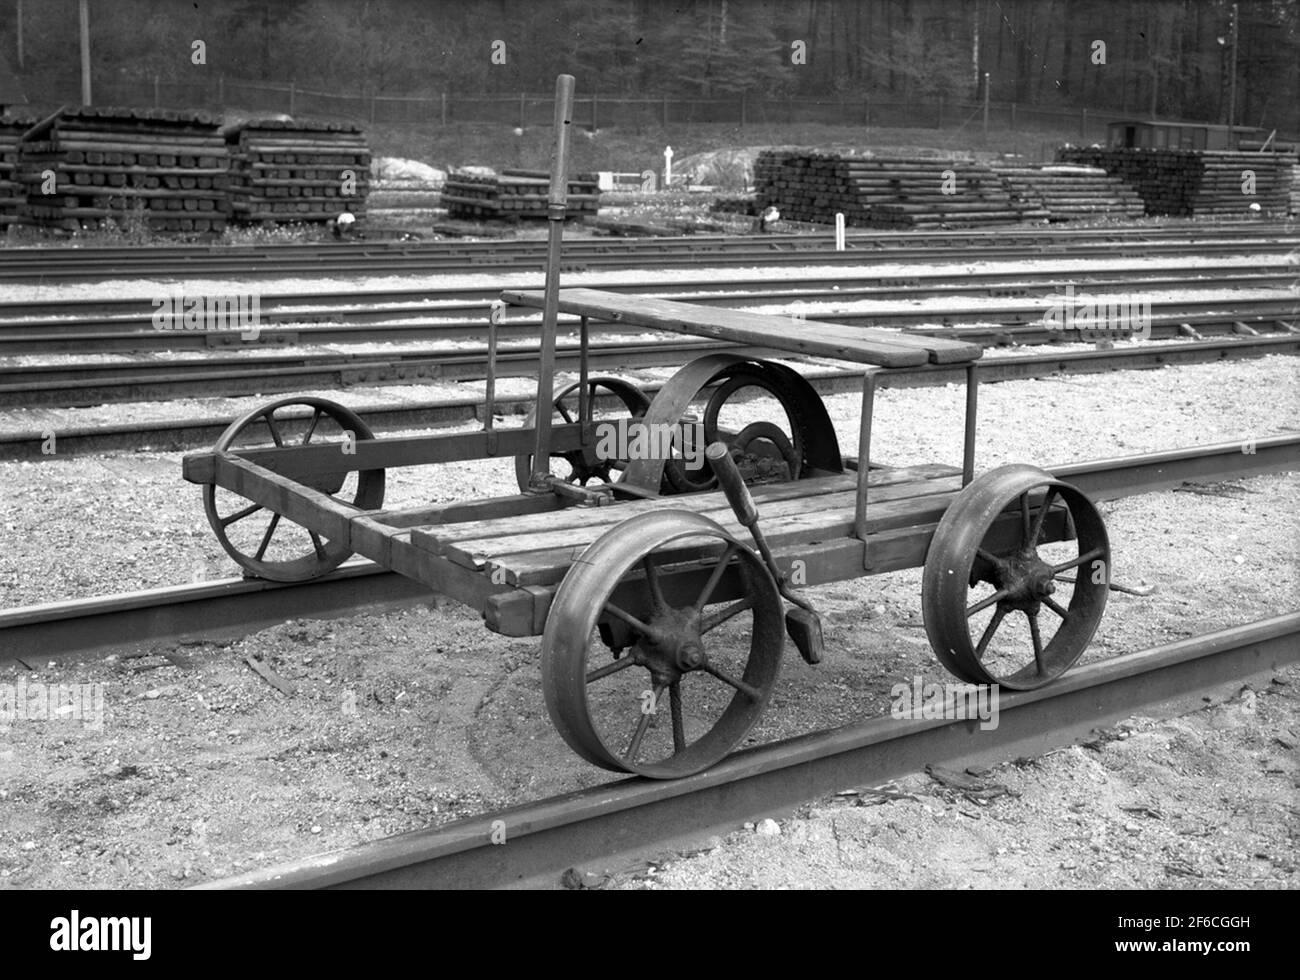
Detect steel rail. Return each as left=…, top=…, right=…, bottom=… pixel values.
left=2, top=227, right=1296, bottom=281
left=198, top=612, right=1300, bottom=889
left=1, top=262, right=1294, bottom=324
left=3, top=433, right=1295, bottom=665
left=0, top=293, right=1295, bottom=356
left=2, top=327, right=1298, bottom=413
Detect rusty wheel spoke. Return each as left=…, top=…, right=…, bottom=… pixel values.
left=669, top=682, right=686, bottom=753
left=701, top=597, right=751, bottom=634
left=253, top=512, right=281, bottom=562
left=603, top=601, right=653, bottom=637
left=308, top=530, right=328, bottom=561
left=556, top=401, right=575, bottom=424
left=586, top=656, right=637, bottom=684
left=1027, top=611, right=1045, bottom=673
left=642, top=554, right=667, bottom=610
left=1028, top=487, right=1057, bottom=547
left=301, top=408, right=322, bottom=446
left=974, top=606, right=1007, bottom=660
left=264, top=412, right=285, bottom=447
left=694, top=543, right=738, bottom=611
left=966, top=589, right=1009, bottom=618
left=1051, top=546, right=1107, bottom=575
left=1020, top=491, right=1032, bottom=546
left=703, top=662, right=761, bottom=702
left=219, top=502, right=263, bottom=528
left=1043, top=596, right=1069, bottom=619
left=625, top=683, right=665, bottom=761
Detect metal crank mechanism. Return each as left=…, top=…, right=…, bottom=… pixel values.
left=706, top=441, right=825, bottom=665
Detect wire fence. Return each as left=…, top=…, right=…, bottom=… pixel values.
left=21, top=75, right=1116, bottom=142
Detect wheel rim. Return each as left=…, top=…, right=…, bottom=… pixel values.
left=515, top=377, right=650, bottom=490
left=542, top=510, right=785, bottom=778
left=922, top=465, right=1109, bottom=689
left=202, top=396, right=385, bottom=582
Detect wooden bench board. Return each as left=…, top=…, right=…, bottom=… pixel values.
left=482, top=484, right=966, bottom=586
left=501, top=287, right=983, bottom=366
left=431, top=474, right=966, bottom=583
left=409, top=464, right=960, bottom=559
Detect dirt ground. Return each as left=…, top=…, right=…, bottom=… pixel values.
left=0, top=355, right=1297, bottom=888
left=608, top=672, right=1300, bottom=889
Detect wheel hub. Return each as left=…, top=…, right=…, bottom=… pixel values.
left=628, top=605, right=705, bottom=684
left=984, top=549, right=1057, bottom=612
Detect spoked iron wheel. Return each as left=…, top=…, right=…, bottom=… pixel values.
left=203, top=396, right=385, bottom=582
left=665, top=363, right=806, bottom=493
left=515, top=376, right=650, bottom=490
left=542, top=510, right=785, bottom=778
left=921, top=464, right=1109, bottom=689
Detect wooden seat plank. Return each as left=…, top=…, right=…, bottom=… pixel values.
left=487, top=488, right=1064, bottom=587
left=502, top=288, right=983, bottom=366
left=441, top=475, right=964, bottom=575
left=409, top=464, right=960, bottom=556
left=487, top=487, right=966, bottom=586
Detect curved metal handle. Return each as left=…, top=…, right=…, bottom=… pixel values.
left=706, top=441, right=757, bottom=527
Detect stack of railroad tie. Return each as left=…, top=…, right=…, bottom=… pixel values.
left=992, top=164, right=1144, bottom=221
left=0, top=114, right=29, bottom=229
left=441, top=168, right=600, bottom=221
left=16, top=107, right=230, bottom=232
left=754, top=151, right=1047, bottom=228
left=223, top=120, right=370, bottom=225
left=1056, top=147, right=1291, bottom=217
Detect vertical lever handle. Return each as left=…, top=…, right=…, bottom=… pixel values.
left=706, top=442, right=757, bottom=527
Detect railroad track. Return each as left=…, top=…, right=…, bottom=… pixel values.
left=4, top=337, right=1299, bottom=454
left=1, top=222, right=1296, bottom=281
left=4, top=433, right=1296, bottom=665
left=1, top=292, right=1295, bottom=356
left=2, top=263, right=1295, bottom=335
left=199, top=612, right=1299, bottom=889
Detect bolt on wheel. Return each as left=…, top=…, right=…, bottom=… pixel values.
left=515, top=376, right=650, bottom=490
left=922, top=464, right=1109, bottom=689
left=203, top=396, right=385, bottom=582
left=541, top=510, right=785, bottom=778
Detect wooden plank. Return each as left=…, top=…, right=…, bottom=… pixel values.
left=211, top=452, right=360, bottom=546
left=366, top=493, right=565, bottom=530
left=182, top=422, right=587, bottom=484
left=502, top=288, right=982, bottom=366
left=411, top=464, right=959, bottom=556
left=470, top=480, right=967, bottom=585
left=478, top=506, right=1072, bottom=637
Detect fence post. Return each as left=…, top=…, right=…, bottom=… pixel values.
left=370, top=92, right=377, bottom=125
left=153, top=74, right=160, bottom=108
left=289, top=80, right=296, bottom=114
left=1080, top=107, right=1087, bottom=140
left=592, top=92, right=598, bottom=131
left=217, top=74, right=224, bottom=106
left=739, top=94, right=745, bottom=128
left=441, top=92, right=448, bottom=125
left=1011, top=102, right=1016, bottom=131
left=519, top=92, right=525, bottom=130
left=662, top=96, right=668, bottom=127
left=937, top=94, right=943, bottom=128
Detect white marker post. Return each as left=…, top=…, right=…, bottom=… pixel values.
left=835, top=212, right=845, bottom=251
left=663, top=145, right=673, bottom=188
